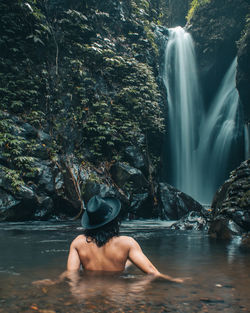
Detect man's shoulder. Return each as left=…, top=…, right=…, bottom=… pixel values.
left=115, top=235, right=137, bottom=246
left=71, top=234, right=86, bottom=246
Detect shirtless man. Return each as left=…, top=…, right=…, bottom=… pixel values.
left=67, top=195, right=185, bottom=283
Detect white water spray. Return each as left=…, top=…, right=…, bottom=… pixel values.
left=163, top=27, right=241, bottom=204
left=163, top=27, right=203, bottom=197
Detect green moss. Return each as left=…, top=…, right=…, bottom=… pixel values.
left=187, top=0, right=211, bottom=22
left=237, top=14, right=250, bottom=48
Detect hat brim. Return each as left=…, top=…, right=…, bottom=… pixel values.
left=81, top=197, right=121, bottom=230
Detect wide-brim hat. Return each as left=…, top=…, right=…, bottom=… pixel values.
left=81, top=195, right=121, bottom=230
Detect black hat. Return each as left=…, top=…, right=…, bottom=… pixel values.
left=81, top=195, right=121, bottom=229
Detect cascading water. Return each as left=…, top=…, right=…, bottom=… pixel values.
left=163, top=27, right=203, bottom=199
left=196, top=57, right=240, bottom=202
left=163, top=26, right=242, bottom=204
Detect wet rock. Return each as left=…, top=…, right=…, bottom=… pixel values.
left=171, top=211, right=208, bottom=231
left=35, top=161, right=54, bottom=195
left=15, top=185, right=36, bottom=200
left=158, top=182, right=204, bottom=220
left=0, top=190, right=37, bottom=222
left=128, top=192, right=155, bottom=219
left=209, top=216, right=244, bottom=239
left=110, top=162, right=148, bottom=192
left=53, top=157, right=84, bottom=217
left=124, top=146, right=145, bottom=169
left=0, top=167, right=13, bottom=192
left=82, top=180, right=118, bottom=203
left=0, top=188, right=20, bottom=220
left=209, top=159, right=250, bottom=238
left=34, top=195, right=54, bottom=220
left=240, top=233, right=250, bottom=252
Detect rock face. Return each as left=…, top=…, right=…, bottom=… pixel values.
left=209, top=160, right=250, bottom=239
left=240, top=233, right=250, bottom=252
left=0, top=0, right=168, bottom=221
left=158, top=183, right=204, bottom=220
left=166, top=0, right=192, bottom=27
left=187, top=0, right=249, bottom=111
left=0, top=116, right=206, bottom=222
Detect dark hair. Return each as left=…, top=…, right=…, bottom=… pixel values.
left=83, top=217, right=121, bottom=247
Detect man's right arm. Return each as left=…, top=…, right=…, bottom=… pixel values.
left=127, top=237, right=185, bottom=283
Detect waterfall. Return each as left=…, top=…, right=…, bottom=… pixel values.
left=163, top=27, right=203, bottom=198
left=163, top=27, right=241, bottom=204
left=196, top=57, right=240, bottom=203
left=245, top=123, right=250, bottom=159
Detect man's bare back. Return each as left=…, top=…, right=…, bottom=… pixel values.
left=67, top=234, right=185, bottom=283
left=69, top=235, right=133, bottom=272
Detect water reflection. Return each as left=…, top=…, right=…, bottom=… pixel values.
left=66, top=271, right=155, bottom=304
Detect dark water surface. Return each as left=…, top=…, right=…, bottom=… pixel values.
left=0, top=220, right=250, bottom=313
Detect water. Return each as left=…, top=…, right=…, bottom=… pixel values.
left=163, top=27, right=203, bottom=199
left=196, top=57, right=240, bottom=202
left=1, top=220, right=250, bottom=313
left=163, top=27, right=242, bottom=204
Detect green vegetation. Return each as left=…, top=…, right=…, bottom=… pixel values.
left=187, top=0, right=211, bottom=22
left=0, top=112, right=40, bottom=189
left=0, top=0, right=166, bottom=189
left=237, top=14, right=250, bottom=48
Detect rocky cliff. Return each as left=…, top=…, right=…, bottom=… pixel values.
left=187, top=0, right=250, bottom=120
left=209, top=159, right=250, bottom=239
left=0, top=0, right=204, bottom=221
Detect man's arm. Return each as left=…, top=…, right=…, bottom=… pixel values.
left=127, top=237, right=185, bottom=283
left=67, top=240, right=81, bottom=271
left=32, top=239, right=81, bottom=286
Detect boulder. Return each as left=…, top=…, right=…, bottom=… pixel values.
left=240, top=233, right=250, bottom=252
left=110, top=162, right=148, bottom=192
left=158, top=182, right=204, bottom=220
left=171, top=211, right=208, bottom=231
left=81, top=180, right=118, bottom=203
left=124, top=146, right=145, bottom=169
left=0, top=186, right=37, bottom=222
left=209, top=216, right=244, bottom=239
left=209, top=159, right=250, bottom=238
left=128, top=192, right=154, bottom=219
left=35, top=161, right=54, bottom=195
left=34, top=195, right=54, bottom=220
left=0, top=188, right=21, bottom=221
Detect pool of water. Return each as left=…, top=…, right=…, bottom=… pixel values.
left=0, top=220, right=249, bottom=313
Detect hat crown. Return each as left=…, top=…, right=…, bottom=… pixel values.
left=87, top=196, right=113, bottom=225
left=82, top=195, right=121, bottom=229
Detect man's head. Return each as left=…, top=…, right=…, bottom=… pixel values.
left=82, top=195, right=121, bottom=247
